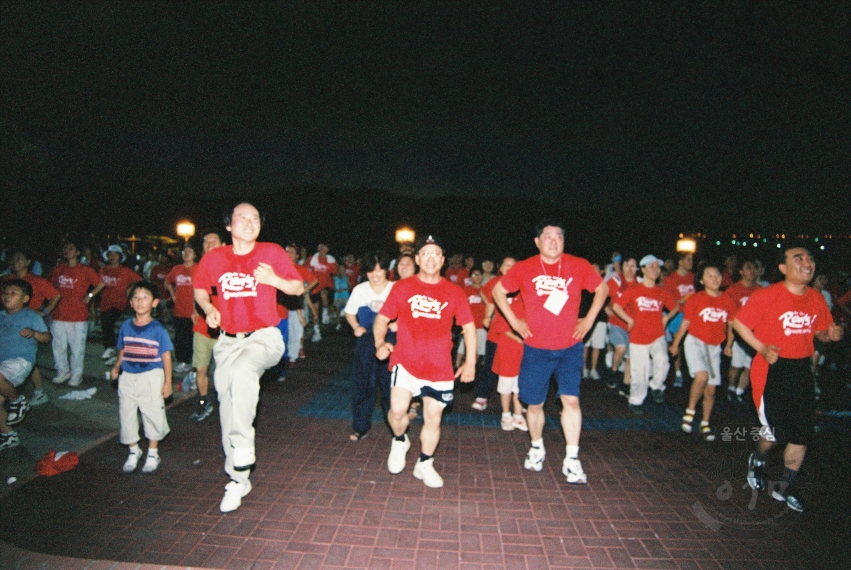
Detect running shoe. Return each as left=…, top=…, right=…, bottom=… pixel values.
left=746, top=452, right=766, bottom=491
left=524, top=446, right=545, bottom=472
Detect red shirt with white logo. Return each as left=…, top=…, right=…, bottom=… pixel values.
left=663, top=271, right=696, bottom=301
left=308, top=253, right=337, bottom=293
left=735, top=283, right=832, bottom=359
left=499, top=254, right=602, bottom=351
left=616, top=283, right=678, bottom=345
left=682, top=291, right=737, bottom=345
left=50, top=264, right=103, bottom=322
left=149, top=263, right=172, bottom=300
left=606, top=273, right=638, bottom=330
left=379, top=276, right=473, bottom=381
left=464, top=286, right=486, bottom=328
left=724, top=281, right=761, bottom=309
left=444, top=267, right=469, bottom=286
left=99, top=266, right=142, bottom=312
left=194, top=242, right=300, bottom=334
left=166, top=264, right=197, bottom=318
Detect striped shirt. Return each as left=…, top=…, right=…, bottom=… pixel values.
left=117, top=319, right=173, bottom=374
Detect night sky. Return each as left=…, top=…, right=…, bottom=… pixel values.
left=1, top=2, right=849, bottom=255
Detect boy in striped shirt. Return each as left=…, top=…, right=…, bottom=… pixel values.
left=109, top=281, right=173, bottom=474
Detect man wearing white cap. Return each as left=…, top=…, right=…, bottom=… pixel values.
left=612, top=255, right=679, bottom=412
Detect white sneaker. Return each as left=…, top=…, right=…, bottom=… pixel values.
left=524, top=446, right=545, bottom=472
left=174, top=362, right=191, bottom=373
left=589, top=369, right=601, bottom=381
left=582, top=369, right=589, bottom=379
left=387, top=435, right=410, bottom=474
left=471, top=398, right=487, bottom=411
left=563, top=458, right=587, bottom=484
left=123, top=449, right=141, bottom=473
left=141, top=454, right=160, bottom=473
left=413, top=457, right=444, bottom=488
left=311, top=330, right=322, bottom=343
left=321, top=309, right=330, bottom=325
left=500, top=415, right=514, bottom=431
left=68, top=376, right=83, bottom=387
left=220, top=480, right=252, bottom=513
left=512, top=414, right=529, bottom=432
left=52, top=372, right=71, bottom=385
left=101, top=347, right=116, bottom=360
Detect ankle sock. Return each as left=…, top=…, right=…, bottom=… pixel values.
left=393, top=433, right=406, bottom=442
left=781, top=467, right=798, bottom=487
left=531, top=438, right=543, bottom=449
left=502, top=412, right=511, bottom=419
left=419, top=453, right=432, bottom=462
left=566, top=445, right=579, bottom=460
left=148, top=448, right=159, bottom=458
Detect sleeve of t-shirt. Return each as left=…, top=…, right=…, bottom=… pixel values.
left=156, top=322, right=174, bottom=354
left=378, top=285, right=401, bottom=321
left=453, top=285, right=474, bottom=327
left=664, top=289, right=678, bottom=311
left=193, top=256, right=214, bottom=293
left=614, top=286, right=633, bottom=312
left=583, top=261, right=603, bottom=292
left=734, top=288, right=764, bottom=330
left=86, top=266, right=102, bottom=288
left=269, top=246, right=301, bottom=282
left=682, top=295, right=698, bottom=322
left=499, top=264, right=522, bottom=294
left=344, top=283, right=368, bottom=315
left=165, top=267, right=178, bottom=286
left=37, top=279, right=60, bottom=301
left=25, top=310, right=48, bottom=333
left=116, top=320, right=129, bottom=350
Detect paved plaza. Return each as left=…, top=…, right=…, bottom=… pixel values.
left=1, top=331, right=849, bottom=569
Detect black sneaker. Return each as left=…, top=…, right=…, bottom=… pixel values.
left=652, top=389, right=665, bottom=404
left=0, top=431, right=20, bottom=451
left=771, top=483, right=803, bottom=512
left=628, top=404, right=644, bottom=415
left=190, top=399, right=214, bottom=423
left=746, top=452, right=766, bottom=491
left=6, top=397, right=30, bottom=426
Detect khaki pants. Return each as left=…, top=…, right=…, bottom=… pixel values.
left=214, top=327, right=284, bottom=484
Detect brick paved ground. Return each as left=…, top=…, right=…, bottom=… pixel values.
left=1, top=332, right=849, bottom=569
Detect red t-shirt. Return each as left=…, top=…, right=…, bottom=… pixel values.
left=379, top=276, right=473, bottom=381
left=345, top=263, right=360, bottom=289
left=2, top=273, right=59, bottom=311
left=149, top=264, right=172, bottom=300
left=99, top=266, right=142, bottom=312
left=166, top=264, right=197, bottom=318
left=192, top=295, right=218, bottom=338
left=194, top=242, right=300, bottom=333
left=464, top=285, right=486, bottom=328
left=308, top=253, right=338, bottom=292
left=616, top=283, right=678, bottom=345
left=682, top=291, right=737, bottom=345
left=735, top=283, right=832, bottom=360
left=50, top=263, right=103, bottom=322
left=663, top=271, right=696, bottom=301
left=444, top=267, right=469, bottom=286
left=606, top=273, right=638, bottom=330
left=724, top=281, right=761, bottom=309
left=492, top=330, right=524, bottom=377
left=499, top=254, right=602, bottom=350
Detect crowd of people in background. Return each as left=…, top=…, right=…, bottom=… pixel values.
left=1, top=212, right=850, bottom=515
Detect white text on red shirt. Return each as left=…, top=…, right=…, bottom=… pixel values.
left=778, top=311, right=817, bottom=336
left=532, top=275, right=572, bottom=296
left=408, top=295, right=448, bottom=319
left=219, top=272, right=258, bottom=300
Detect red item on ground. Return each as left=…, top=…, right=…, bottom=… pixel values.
left=35, top=450, right=80, bottom=476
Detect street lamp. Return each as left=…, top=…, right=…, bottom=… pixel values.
left=676, top=237, right=696, bottom=254
left=395, top=227, right=415, bottom=246
left=176, top=221, right=195, bottom=243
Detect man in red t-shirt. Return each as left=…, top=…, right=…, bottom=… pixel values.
left=612, top=255, right=679, bottom=411
left=194, top=203, right=304, bottom=513
left=374, top=235, right=476, bottom=489
left=734, top=245, right=842, bottom=513
left=723, top=259, right=762, bottom=402
left=98, top=245, right=142, bottom=364
left=492, top=220, right=607, bottom=484
left=166, top=243, right=198, bottom=372
left=50, top=240, right=105, bottom=386
left=308, top=243, right=338, bottom=335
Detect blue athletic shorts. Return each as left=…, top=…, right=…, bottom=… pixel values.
left=518, top=343, right=584, bottom=405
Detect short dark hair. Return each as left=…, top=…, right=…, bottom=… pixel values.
left=126, top=280, right=160, bottom=301
left=776, top=241, right=812, bottom=266
left=223, top=202, right=265, bottom=227
left=7, top=247, right=33, bottom=264
left=360, top=250, right=391, bottom=278
left=201, top=228, right=225, bottom=242
left=3, top=278, right=33, bottom=299
left=694, top=262, right=719, bottom=292
left=535, top=219, right=565, bottom=239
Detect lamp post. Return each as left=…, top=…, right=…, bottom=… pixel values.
left=395, top=227, right=415, bottom=249
left=176, top=221, right=195, bottom=243
left=676, top=237, right=696, bottom=254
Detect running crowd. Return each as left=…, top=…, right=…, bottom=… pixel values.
left=1, top=203, right=849, bottom=515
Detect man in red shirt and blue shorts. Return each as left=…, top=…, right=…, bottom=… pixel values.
left=194, top=203, right=304, bottom=512
left=374, top=235, right=477, bottom=489
left=734, top=244, right=842, bottom=513
left=492, top=220, right=608, bottom=484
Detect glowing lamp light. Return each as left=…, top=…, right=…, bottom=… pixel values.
left=676, top=238, right=696, bottom=253
left=395, top=227, right=416, bottom=245
left=176, top=221, right=196, bottom=242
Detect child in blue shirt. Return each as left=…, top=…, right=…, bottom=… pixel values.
left=1, top=279, right=51, bottom=451
left=332, top=265, right=351, bottom=331
left=110, top=281, right=173, bottom=473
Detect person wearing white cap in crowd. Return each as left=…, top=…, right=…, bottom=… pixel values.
left=612, top=254, right=679, bottom=413
left=98, top=244, right=142, bottom=366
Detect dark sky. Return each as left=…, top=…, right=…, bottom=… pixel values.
left=2, top=2, right=849, bottom=234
